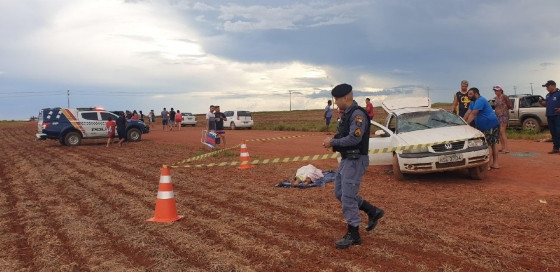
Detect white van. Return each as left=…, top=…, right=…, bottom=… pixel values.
left=222, top=110, right=253, bottom=130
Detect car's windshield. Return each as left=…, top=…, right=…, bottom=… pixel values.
left=397, top=110, right=465, bottom=133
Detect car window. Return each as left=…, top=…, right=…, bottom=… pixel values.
left=237, top=111, right=251, bottom=117
left=182, top=113, right=193, bottom=116
left=224, top=111, right=233, bottom=117
left=397, top=110, right=465, bottom=133
left=519, top=98, right=530, bottom=108
left=81, top=112, right=99, bottom=120
left=370, top=123, right=390, bottom=138
left=100, top=112, right=118, bottom=121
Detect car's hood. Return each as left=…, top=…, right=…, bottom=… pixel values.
left=396, top=125, right=484, bottom=146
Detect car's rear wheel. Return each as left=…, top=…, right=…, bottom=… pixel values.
left=468, top=163, right=488, bottom=180
left=392, top=154, right=405, bottom=181
left=64, top=131, right=82, bottom=146
left=522, top=117, right=541, bottom=132
left=230, top=122, right=237, bottom=130
left=127, top=128, right=141, bottom=142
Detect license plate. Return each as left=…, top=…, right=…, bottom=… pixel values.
left=243, top=121, right=248, bottom=124
left=438, top=153, right=463, bottom=163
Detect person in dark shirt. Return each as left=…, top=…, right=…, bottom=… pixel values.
left=322, top=83, right=384, bottom=249
left=116, top=112, right=127, bottom=147
left=214, top=105, right=227, bottom=147
left=538, top=80, right=560, bottom=153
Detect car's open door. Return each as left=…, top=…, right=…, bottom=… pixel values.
left=368, top=120, right=394, bottom=166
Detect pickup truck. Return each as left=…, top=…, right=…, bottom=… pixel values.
left=490, top=94, right=547, bottom=132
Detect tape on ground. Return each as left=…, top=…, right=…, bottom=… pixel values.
left=173, top=134, right=316, bottom=165
left=170, top=137, right=476, bottom=168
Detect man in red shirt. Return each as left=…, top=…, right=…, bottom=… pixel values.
left=106, top=117, right=117, bottom=147
left=365, top=98, right=374, bottom=120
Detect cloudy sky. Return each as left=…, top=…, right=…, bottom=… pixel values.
left=1, top=0, right=559, bottom=120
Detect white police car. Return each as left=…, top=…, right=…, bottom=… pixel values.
left=36, top=107, right=149, bottom=146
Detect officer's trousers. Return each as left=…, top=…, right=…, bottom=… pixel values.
left=334, top=155, right=369, bottom=227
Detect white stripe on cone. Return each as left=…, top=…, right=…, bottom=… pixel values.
left=157, top=191, right=175, bottom=199
left=159, top=176, right=171, bottom=183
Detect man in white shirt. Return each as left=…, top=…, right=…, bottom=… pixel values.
left=206, top=105, right=216, bottom=132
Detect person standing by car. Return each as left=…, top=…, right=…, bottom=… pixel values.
left=463, top=87, right=501, bottom=169
left=206, top=105, right=216, bottom=132
left=131, top=110, right=139, bottom=120
left=322, top=83, right=384, bottom=249
left=538, top=80, right=560, bottom=154
left=116, top=112, right=127, bottom=147
left=324, top=100, right=333, bottom=134
left=169, top=108, right=176, bottom=131
left=452, top=80, right=472, bottom=119
left=161, top=107, right=169, bottom=131
left=106, top=116, right=116, bottom=147
left=492, top=86, right=513, bottom=153
left=214, top=106, right=227, bottom=147
left=174, top=109, right=182, bottom=131
left=365, top=98, right=374, bottom=120
left=148, top=110, right=155, bottom=129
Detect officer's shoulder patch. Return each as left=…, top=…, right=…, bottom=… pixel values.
left=354, top=128, right=361, bottom=136
left=355, top=115, right=363, bottom=123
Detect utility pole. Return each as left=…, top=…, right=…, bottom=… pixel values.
left=289, top=90, right=292, bottom=111
left=530, top=83, right=534, bottom=95
left=67, top=90, right=70, bottom=108
left=427, top=86, right=430, bottom=98
left=513, top=85, right=517, bottom=95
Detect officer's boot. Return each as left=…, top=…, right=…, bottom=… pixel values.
left=359, top=200, right=385, bottom=231
left=335, top=225, right=361, bottom=249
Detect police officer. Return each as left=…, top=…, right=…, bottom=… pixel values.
left=323, top=83, right=384, bottom=249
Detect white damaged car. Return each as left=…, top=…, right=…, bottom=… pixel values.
left=367, top=97, right=490, bottom=180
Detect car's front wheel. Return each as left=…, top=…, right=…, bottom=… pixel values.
left=64, top=131, right=82, bottom=146
left=392, top=154, right=405, bottom=181
left=230, top=122, right=237, bottom=130
left=468, top=163, right=488, bottom=180
left=127, top=128, right=142, bottom=142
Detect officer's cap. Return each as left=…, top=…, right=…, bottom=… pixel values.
left=331, top=83, right=352, bottom=98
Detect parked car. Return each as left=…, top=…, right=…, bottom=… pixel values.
left=36, top=107, right=149, bottom=146
left=180, top=112, right=197, bottom=127
left=365, top=97, right=490, bottom=180
left=222, top=110, right=253, bottom=129
left=489, top=94, right=547, bottom=132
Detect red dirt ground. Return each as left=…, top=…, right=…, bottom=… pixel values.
left=1, top=119, right=559, bottom=271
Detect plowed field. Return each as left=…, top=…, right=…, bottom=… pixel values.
left=1, top=118, right=559, bottom=271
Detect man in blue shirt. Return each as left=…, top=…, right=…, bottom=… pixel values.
left=464, top=87, right=501, bottom=169
left=324, top=100, right=333, bottom=134
left=538, top=80, right=560, bottom=154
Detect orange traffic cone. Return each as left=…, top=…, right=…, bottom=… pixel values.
left=238, top=140, right=253, bottom=170
left=147, top=165, right=184, bottom=223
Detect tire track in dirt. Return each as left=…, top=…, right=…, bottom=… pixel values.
left=0, top=152, right=36, bottom=270
left=177, top=168, right=379, bottom=270
left=57, top=147, right=349, bottom=270
left=3, top=140, right=91, bottom=270
left=19, top=140, right=158, bottom=270
left=37, top=146, right=223, bottom=270
left=63, top=144, right=318, bottom=264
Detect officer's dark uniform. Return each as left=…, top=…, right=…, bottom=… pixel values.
left=329, top=83, right=384, bottom=249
